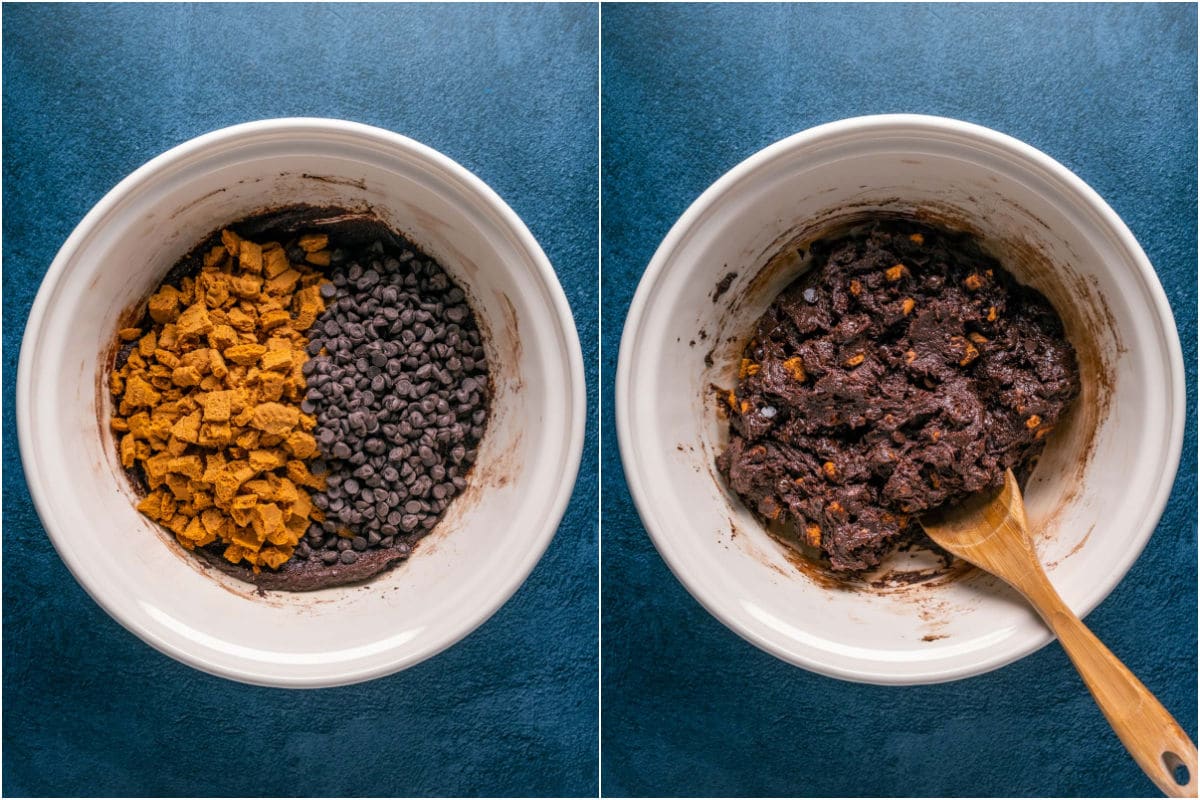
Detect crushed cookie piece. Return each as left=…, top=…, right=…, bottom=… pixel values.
left=804, top=523, right=822, bottom=547
left=949, top=336, right=979, bottom=367
left=305, top=250, right=332, bottom=267
left=781, top=356, right=806, bottom=381
left=298, top=233, right=328, bottom=253
left=148, top=286, right=181, bottom=323
left=250, top=402, right=299, bottom=435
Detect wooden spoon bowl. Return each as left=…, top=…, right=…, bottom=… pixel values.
left=922, top=469, right=1197, bottom=797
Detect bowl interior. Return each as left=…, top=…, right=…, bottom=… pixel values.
left=619, top=120, right=1181, bottom=683
left=20, top=124, right=581, bottom=686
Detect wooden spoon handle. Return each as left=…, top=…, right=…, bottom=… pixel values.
left=1022, top=579, right=1198, bottom=797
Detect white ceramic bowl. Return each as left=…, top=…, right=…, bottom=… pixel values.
left=616, top=114, right=1184, bottom=684
left=18, top=118, right=585, bottom=687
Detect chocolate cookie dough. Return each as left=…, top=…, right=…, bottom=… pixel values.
left=717, top=222, right=1079, bottom=571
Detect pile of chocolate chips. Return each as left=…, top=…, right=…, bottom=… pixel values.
left=298, top=241, right=490, bottom=567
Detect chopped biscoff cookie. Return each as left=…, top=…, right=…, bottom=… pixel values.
left=111, top=230, right=331, bottom=571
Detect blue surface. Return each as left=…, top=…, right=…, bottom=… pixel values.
left=3, top=5, right=597, bottom=797
left=601, top=4, right=1197, bottom=797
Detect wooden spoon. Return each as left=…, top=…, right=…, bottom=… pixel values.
left=921, top=469, right=1198, bottom=797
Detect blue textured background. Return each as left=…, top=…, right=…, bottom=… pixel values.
left=601, top=4, right=1197, bottom=797
left=3, top=5, right=597, bottom=797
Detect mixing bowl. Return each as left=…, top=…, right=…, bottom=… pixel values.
left=18, top=118, right=586, bottom=687
left=616, top=114, right=1184, bottom=684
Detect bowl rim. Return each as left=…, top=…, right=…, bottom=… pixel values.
left=16, top=117, right=587, bottom=687
left=615, top=113, right=1186, bottom=684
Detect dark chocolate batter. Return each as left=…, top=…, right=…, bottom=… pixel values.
left=717, top=222, right=1079, bottom=571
